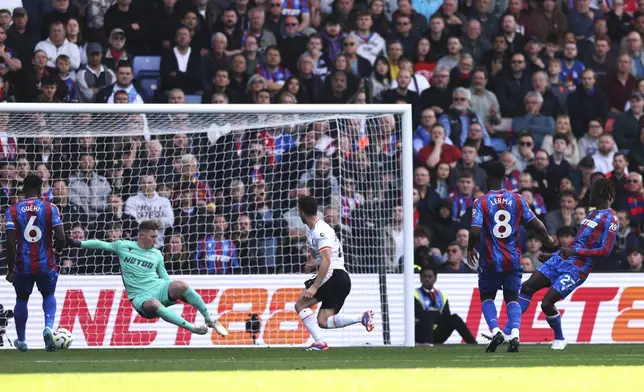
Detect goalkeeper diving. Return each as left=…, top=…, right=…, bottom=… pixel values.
left=68, top=220, right=228, bottom=336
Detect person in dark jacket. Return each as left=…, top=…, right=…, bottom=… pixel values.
left=414, top=267, right=477, bottom=345
left=494, top=52, right=532, bottom=118
left=613, top=92, right=644, bottom=150
left=160, top=26, right=206, bottom=95
left=566, top=69, right=609, bottom=138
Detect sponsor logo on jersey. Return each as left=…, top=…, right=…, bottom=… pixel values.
left=582, top=219, right=598, bottom=228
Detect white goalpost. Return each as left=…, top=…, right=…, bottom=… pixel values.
left=0, top=103, right=415, bottom=348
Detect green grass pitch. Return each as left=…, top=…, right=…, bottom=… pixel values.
left=1, top=345, right=643, bottom=392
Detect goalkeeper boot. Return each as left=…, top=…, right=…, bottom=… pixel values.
left=43, top=327, right=56, bottom=352
left=485, top=331, right=504, bottom=353
left=361, top=310, right=375, bottom=332
left=191, top=325, right=209, bottom=335
left=13, top=339, right=28, bottom=352
left=305, top=341, right=329, bottom=351
left=206, top=318, right=229, bottom=337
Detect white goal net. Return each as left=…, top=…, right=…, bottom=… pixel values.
left=0, top=104, right=414, bottom=348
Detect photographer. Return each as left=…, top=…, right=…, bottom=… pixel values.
left=414, top=266, right=476, bottom=346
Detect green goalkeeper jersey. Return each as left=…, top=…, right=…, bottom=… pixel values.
left=81, top=240, right=170, bottom=299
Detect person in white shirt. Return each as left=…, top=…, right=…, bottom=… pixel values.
left=294, top=196, right=375, bottom=351
left=34, top=20, right=81, bottom=71
left=592, top=134, right=617, bottom=175
left=349, top=11, right=386, bottom=65
left=391, top=58, right=430, bottom=93
left=124, top=173, right=174, bottom=249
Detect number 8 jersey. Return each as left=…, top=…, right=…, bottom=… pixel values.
left=5, top=198, right=63, bottom=274
left=471, top=190, right=536, bottom=272
left=306, top=218, right=346, bottom=282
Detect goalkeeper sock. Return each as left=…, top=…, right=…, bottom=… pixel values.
left=42, top=294, right=56, bottom=330
left=299, top=308, right=324, bottom=343
left=155, top=305, right=195, bottom=331
left=14, top=300, right=28, bottom=342
left=326, top=314, right=361, bottom=329
left=183, top=287, right=210, bottom=321
left=481, top=299, right=500, bottom=335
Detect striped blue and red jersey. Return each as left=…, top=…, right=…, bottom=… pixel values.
left=567, top=209, right=618, bottom=276
left=4, top=198, right=63, bottom=274
left=195, top=237, right=240, bottom=274
left=471, top=190, right=536, bottom=272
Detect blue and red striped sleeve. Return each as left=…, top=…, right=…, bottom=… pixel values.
left=471, top=197, right=484, bottom=227
left=576, top=213, right=618, bottom=257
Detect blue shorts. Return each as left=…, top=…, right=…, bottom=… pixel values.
left=13, top=270, right=58, bottom=300
left=477, top=268, right=522, bottom=297
left=538, top=254, right=586, bottom=299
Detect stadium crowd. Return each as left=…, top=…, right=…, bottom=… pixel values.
left=0, top=0, right=643, bottom=275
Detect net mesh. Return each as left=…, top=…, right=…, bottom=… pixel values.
left=0, top=108, right=406, bottom=347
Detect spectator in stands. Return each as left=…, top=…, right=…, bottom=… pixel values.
left=608, top=153, right=630, bottom=204
left=510, top=131, right=535, bottom=172
left=443, top=241, right=469, bottom=272
left=246, top=7, right=277, bottom=54
left=382, top=68, right=420, bottom=107
left=436, top=36, right=462, bottom=71
left=0, top=25, right=22, bottom=83
left=341, top=35, right=372, bottom=79
left=303, top=34, right=329, bottom=77
left=528, top=0, right=568, bottom=45
left=104, top=0, right=147, bottom=55
left=234, top=213, right=265, bottom=273
left=95, top=61, right=144, bottom=103
left=496, top=51, right=532, bottom=118
left=584, top=37, right=613, bottom=78
left=279, top=16, right=308, bottom=73
left=466, top=122, right=498, bottom=170
left=175, top=153, right=216, bottom=214
left=525, top=232, right=545, bottom=268
left=548, top=133, right=574, bottom=183
left=511, top=91, right=555, bottom=148
left=626, top=31, right=644, bottom=79
left=469, top=67, right=501, bottom=129
left=55, top=54, right=76, bottom=103
left=461, top=20, right=490, bottom=65
left=51, top=179, right=85, bottom=233
left=68, top=153, right=112, bottom=218
left=124, top=173, right=174, bottom=249
left=602, top=54, right=637, bottom=113
left=76, top=43, right=116, bottom=103
left=41, top=0, right=80, bottom=41
left=417, top=124, right=461, bottom=170
left=625, top=248, right=644, bottom=272
left=164, top=233, right=189, bottom=274
left=413, top=108, right=438, bottom=155
left=350, top=11, right=385, bottom=66
left=592, top=134, right=617, bottom=175
left=449, top=143, right=487, bottom=191
left=65, top=17, right=86, bottom=68
left=195, top=215, right=240, bottom=274
left=181, top=10, right=210, bottom=56
left=14, top=155, right=30, bottom=184
left=6, top=8, right=36, bottom=65
left=545, top=190, right=577, bottom=235
left=438, top=87, right=490, bottom=148
left=426, top=14, right=447, bottom=59
left=531, top=70, right=564, bottom=118
left=257, top=45, right=291, bottom=93
left=35, top=20, right=80, bottom=71
left=501, top=152, right=520, bottom=192
left=614, top=92, right=644, bottom=150
left=449, top=170, right=476, bottom=222
left=527, top=149, right=558, bottom=209
left=480, top=34, right=509, bottom=80
left=559, top=40, right=585, bottom=87
left=567, top=69, right=609, bottom=138
left=447, top=54, right=474, bottom=90
left=501, top=14, right=526, bottom=53
left=389, top=13, right=420, bottom=57
left=36, top=75, right=62, bottom=103
left=414, top=266, right=476, bottom=345
left=577, top=118, right=605, bottom=158
left=102, top=28, right=131, bottom=73
left=161, top=26, right=205, bottom=96
left=541, top=115, right=580, bottom=166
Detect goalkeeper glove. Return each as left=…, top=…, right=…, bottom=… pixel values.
left=67, top=237, right=81, bottom=248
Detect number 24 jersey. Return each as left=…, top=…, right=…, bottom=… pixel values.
left=471, top=190, right=536, bottom=272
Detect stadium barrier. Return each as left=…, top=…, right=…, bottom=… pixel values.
left=1, top=273, right=643, bottom=348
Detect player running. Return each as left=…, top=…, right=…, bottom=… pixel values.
left=67, top=220, right=228, bottom=337
left=4, top=175, right=66, bottom=352
left=516, top=178, right=617, bottom=350
left=295, top=196, right=374, bottom=351
left=467, top=163, right=554, bottom=353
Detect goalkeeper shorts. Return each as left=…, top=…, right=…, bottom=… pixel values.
left=130, top=280, right=177, bottom=319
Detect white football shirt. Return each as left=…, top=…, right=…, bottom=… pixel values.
left=306, top=218, right=346, bottom=283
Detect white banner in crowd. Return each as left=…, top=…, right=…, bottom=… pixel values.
left=0, top=274, right=643, bottom=348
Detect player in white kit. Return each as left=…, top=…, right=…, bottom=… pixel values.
left=294, top=196, right=375, bottom=351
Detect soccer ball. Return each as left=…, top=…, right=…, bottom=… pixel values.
left=53, top=328, right=73, bottom=349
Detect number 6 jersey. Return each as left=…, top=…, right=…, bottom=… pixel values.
left=5, top=198, right=63, bottom=274
left=471, top=190, right=536, bottom=272
left=306, top=218, right=346, bottom=283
